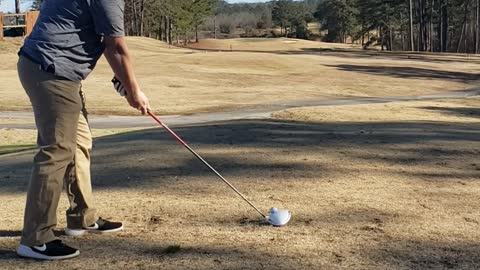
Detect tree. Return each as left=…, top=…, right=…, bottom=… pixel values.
left=272, top=0, right=293, bottom=36
left=129, top=0, right=217, bottom=44
left=272, top=0, right=311, bottom=38
left=288, top=3, right=311, bottom=38
left=190, top=0, right=217, bottom=42
left=409, top=0, right=414, bottom=50
left=316, top=0, right=357, bottom=43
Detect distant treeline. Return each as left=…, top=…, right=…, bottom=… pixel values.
left=25, top=0, right=479, bottom=53
left=204, top=0, right=321, bottom=39
left=317, top=0, right=480, bottom=53
left=121, top=0, right=321, bottom=43
left=214, top=0, right=479, bottom=53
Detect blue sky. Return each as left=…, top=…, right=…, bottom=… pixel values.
left=0, top=1, right=31, bottom=13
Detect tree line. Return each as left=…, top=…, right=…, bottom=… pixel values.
left=15, top=0, right=479, bottom=53
left=125, top=0, right=217, bottom=44
left=316, top=0, right=480, bottom=53
left=128, top=0, right=318, bottom=42
left=205, top=0, right=320, bottom=39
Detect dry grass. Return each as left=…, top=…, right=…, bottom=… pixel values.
left=186, top=37, right=359, bottom=51
left=0, top=127, right=146, bottom=155
left=0, top=37, right=478, bottom=115
left=273, top=97, right=480, bottom=123
left=0, top=36, right=479, bottom=269
left=0, top=118, right=33, bottom=125
left=307, top=22, right=322, bottom=36
left=0, top=37, right=23, bottom=54
left=0, top=97, right=479, bottom=269
left=0, top=128, right=37, bottom=155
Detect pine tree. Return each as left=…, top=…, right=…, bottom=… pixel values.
left=315, top=0, right=357, bottom=43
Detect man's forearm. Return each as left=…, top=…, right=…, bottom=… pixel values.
left=103, top=37, right=140, bottom=95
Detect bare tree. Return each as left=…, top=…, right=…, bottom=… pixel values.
left=476, top=0, right=479, bottom=53
left=409, top=0, right=414, bottom=50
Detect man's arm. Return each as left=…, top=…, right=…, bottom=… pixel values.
left=103, top=36, right=150, bottom=114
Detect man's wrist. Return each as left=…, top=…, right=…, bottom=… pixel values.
left=127, top=88, right=141, bottom=95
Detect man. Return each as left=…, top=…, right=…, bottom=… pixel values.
left=16, top=0, right=150, bottom=260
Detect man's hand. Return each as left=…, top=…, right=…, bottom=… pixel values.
left=103, top=36, right=151, bottom=114
left=112, top=76, right=150, bottom=114
left=126, top=89, right=150, bottom=115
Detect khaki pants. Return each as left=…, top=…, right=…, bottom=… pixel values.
left=18, top=56, right=97, bottom=246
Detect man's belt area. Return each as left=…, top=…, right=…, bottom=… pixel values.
left=18, top=49, right=56, bottom=74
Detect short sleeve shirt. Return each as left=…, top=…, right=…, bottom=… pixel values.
left=20, top=0, right=125, bottom=81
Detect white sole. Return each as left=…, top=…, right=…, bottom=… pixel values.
left=65, top=224, right=124, bottom=236
left=16, top=245, right=80, bottom=260
left=64, top=228, right=87, bottom=237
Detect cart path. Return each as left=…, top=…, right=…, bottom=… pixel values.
left=1, top=87, right=479, bottom=129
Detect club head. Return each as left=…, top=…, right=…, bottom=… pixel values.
left=266, top=207, right=292, bottom=226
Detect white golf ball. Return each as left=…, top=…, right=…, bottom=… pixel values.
left=270, top=207, right=278, bottom=213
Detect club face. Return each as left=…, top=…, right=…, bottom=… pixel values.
left=266, top=209, right=292, bottom=226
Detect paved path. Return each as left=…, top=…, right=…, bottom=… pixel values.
left=1, top=87, right=479, bottom=129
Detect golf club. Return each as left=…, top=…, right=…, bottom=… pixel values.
left=147, top=110, right=291, bottom=226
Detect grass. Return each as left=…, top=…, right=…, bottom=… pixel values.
left=0, top=36, right=479, bottom=269
left=0, top=119, right=33, bottom=125
left=272, top=97, right=480, bottom=123
left=163, top=245, right=182, bottom=254
left=0, top=37, right=478, bottom=115
left=0, top=37, right=23, bottom=54
left=0, top=127, right=147, bottom=156
left=0, top=97, right=479, bottom=269
left=0, top=144, right=36, bottom=155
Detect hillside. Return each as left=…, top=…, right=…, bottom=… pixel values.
left=0, top=37, right=477, bottom=115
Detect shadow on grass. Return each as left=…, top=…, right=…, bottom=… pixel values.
left=192, top=46, right=480, bottom=65
left=367, top=239, right=480, bottom=269
left=295, top=48, right=480, bottom=64
left=3, top=233, right=478, bottom=269
left=0, top=118, right=479, bottom=194
left=326, top=64, right=479, bottom=83
left=0, top=145, right=36, bottom=156
left=0, top=240, right=308, bottom=269
left=421, top=106, right=480, bottom=118
left=0, top=207, right=479, bottom=268
left=0, top=231, right=21, bottom=238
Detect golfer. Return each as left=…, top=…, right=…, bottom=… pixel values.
left=16, top=0, right=149, bottom=260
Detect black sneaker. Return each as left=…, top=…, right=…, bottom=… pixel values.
left=16, top=239, right=80, bottom=260
left=65, top=218, right=123, bottom=236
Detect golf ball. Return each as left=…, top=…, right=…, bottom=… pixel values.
left=270, top=207, right=278, bottom=213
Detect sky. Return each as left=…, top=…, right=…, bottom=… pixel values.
left=0, top=1, right=31, bottom=13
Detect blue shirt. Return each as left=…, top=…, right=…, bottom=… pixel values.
left=20, top=0, right=125, bottom=81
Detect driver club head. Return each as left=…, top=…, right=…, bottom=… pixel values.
left=266, top=207, right=292, bottom=226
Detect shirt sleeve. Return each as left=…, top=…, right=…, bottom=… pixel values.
left=89, top=0, right=125, bottom=37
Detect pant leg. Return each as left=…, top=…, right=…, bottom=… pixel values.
left=65, top=90, right=98, bottom=229
left=18, top=56, right=82, bottom=246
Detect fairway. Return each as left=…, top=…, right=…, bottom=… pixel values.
left=0, top=37, right=478, bottom=115
left=1, top=98, right=479, bottom=269
left=0, top=37, right=479, bottom=269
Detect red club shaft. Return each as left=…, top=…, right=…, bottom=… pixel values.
left=147, top=111, right=266, bottom=218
